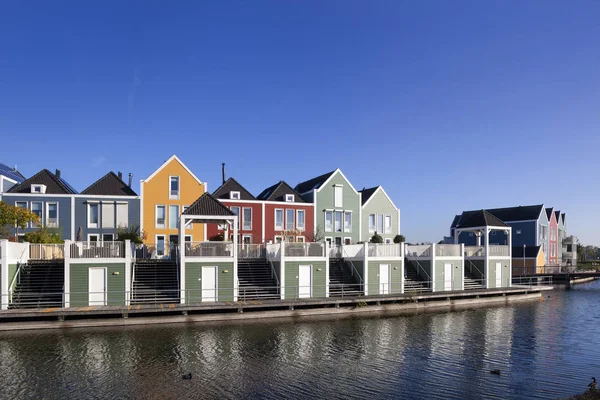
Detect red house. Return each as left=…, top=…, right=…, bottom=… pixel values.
left=256, top=181, right=315, bottom=243
left=546, top=207, right=559, bottom=266
left=206, top=178, right=263, bottom=244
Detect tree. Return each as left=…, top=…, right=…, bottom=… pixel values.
left=24, top=227, right=63, bottom=244
left=393, top=234, right=405, bottom=243
left=0, top=201, right=40, bottom=239
left=305, top=225, right=324, bottom=243
left=116, top=225, right=146, bottom=244
left=370, top=233, right=384, bottom=243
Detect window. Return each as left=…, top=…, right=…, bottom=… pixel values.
left=384, top=215, right=391, bottom=234
left=275, top=209, right=284, bottom=230
left=169, top=205, right=179, bottom=229
left=230, top=206, right=240, bottom=229
left=334, top=185, right=343, bottom=207
left=516, top=230, right=522, bottom=235
left=31, top=202, right=43, bottom=227
left=15, top=202, right=28, bottom=228
left=368, top=214, right=375, bottom=233
left=116, top=202, right=128, bottom=228
left=47, top=203, right=58, bottom=227
left=88, top=234, right=99, bottom=242
left=285, top=194, right=294, bottom=202
left=102, top=202, right=114, bottom=228
left=567, top=244, right=572, bottom=252
left=230, top=191, right=240, bottom=200
left=297, top=210, right=305, bottom=231
left=88, top=202, right=100, bottom=228
left=102, top=233, right=114, bottom=242
left=296, top=236, right=305, bottom=243
left=385, top=238, right=392, bottom=244
left=185, top=235, right=192, bottom=242
left=242, top=234, right=252, bottom=244
left=286, top=209, right=295, bottom=230
left=156, top=235, right=165, bottom=256
left=169, top=176, right=180, bottom=199
left=334, top=211, right=342, bottom=232
left=325, top=237, right=332, bottom=245
left=242, top=207, right=252, bottom=230
left=376, top=215, right=384, bottom=234
left=344, top=212, right=352, bottom=232
left=344, top=238, right=351, bottom=245
left=31, top=184, right=45, bottom=193
left=274, top=235, right=283, bottom=243
left=156, top=205, right=166, bottom=228
left=324, top=211, right=333, bottom=232
left=286, top=235, right=295, bottom=242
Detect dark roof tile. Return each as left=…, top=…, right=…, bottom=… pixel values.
left=455, top=210, right=509, bottom=229
left=7, top=169, right=78, bottom=194
left=82, top=172, right=137, bottom=196
left=256, top=181, right=306, bottom=202
left=183, top=193, right=236, bottom=217
left=294, top=170, right=335, bottom=194
left=359, top=186, right=379, bottom=205
left=212, top=178, right=256, bottom=200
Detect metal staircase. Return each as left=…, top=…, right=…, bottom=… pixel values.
left=131, top=259, right=179, bottom=304
left=238, top=258, right=280, bottom=300
left=9, top=260, right=65, bottom=309
left=403, top=259, right=432, bottom=293
left=329, top=258, right=362, bottom=297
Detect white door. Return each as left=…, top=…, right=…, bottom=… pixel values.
left=444, top=263, right=453, bottom=291
left=495, top=262, right=502, bottom=287
left=89, top=268, right=106, bottom=306
left=379, top=264, right=390, bottom=294
left=201, top=266, right=217, bottom=302
left=298, top=265, right=312, bottom=298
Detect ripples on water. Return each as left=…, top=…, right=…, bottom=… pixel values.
left=1, top=282, right=600, bottom=399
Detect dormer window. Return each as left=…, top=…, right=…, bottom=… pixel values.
left=230, top=191, right=240, bottom=200
left=31, top=184, right=46, bottom=194
left=285, top=194, right=294, bottom=202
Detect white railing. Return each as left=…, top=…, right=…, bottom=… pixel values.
left=266, top=243, right=281, bottom=260
left=488, top=245, right=509, bottom=257
left=71, top=241, right=125, bottom=259
left=29, top=243, right=65, bottom=260
left=368, top=243, right=401, bottom=257
left=185, top=242, right=233, bottom=258
left=405, top=245, right=432, bottom=258
left=464, top=246, right=485, bottom=257
left=435, top=244, right=461, bottom=257
left=238, top=244, right=265, bottom=259
left=135, top=243, right=178, bottom=259
left=342, top=244, right=364, bottom=258
left=284, top=242, right=325, bottom=257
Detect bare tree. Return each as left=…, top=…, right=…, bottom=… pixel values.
left=305, top=225, right=324, bottom=243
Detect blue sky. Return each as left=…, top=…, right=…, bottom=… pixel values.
left=1, top=1, right=599, bottom=245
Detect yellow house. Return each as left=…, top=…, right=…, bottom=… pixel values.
left=140, top=155, right=207, bottom=253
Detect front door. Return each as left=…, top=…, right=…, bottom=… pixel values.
left=495, top=262, right=502, bottom=287
left=379, top=264, right=390, bottom=294
left=298, top=265, right=312, bottom=298
left=444, top=263, right=453, bottom=291
left=89, top=267, right=107, bottom=306
left=201, top=266, right=217, bottom=302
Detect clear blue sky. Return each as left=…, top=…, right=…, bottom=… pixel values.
left=1, top=1, right=599, bottom=245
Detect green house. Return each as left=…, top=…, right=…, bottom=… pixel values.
left=359, top=186, right=400, bottom=244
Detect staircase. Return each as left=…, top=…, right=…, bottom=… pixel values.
left=403, top=260, right=432, bottom=293
left=9, top=260, right=65, bottom=309
left=131, top=259, right=179, bottom=304
left=329, top=259, right=362, bottom=297
left=464, top=269, right=485, bottom=290
left=238, top=258, right=280, bottom=300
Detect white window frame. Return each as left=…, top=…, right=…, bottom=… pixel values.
left=384, top=215, right=391, bottom=234
left=343, top=211, right=352, bottom=233
left=88, top=234, right=100, bottom=242
left=334, top=211, right=342, bottom=233
left=46, top=202, right=59, bottom=228
left=168, top=204, right=180, bottom=230
left=242, top=207, right=252, bottom=230
left=102, top=233, right=114, bottom=242
left=156, top=234, right=166, bottom=256
left=116, top=201, right=128, bottom=228
left=31, top=184, right=45, bottom=193
left=324, top=210, right=333, bottom=232
left=87, top=201, right=100, bottom=229
left=344, top=237, right=351, bottom=245
left=242, top=234, right=252, bottom=244
left=376, top=214, right=383, bottom=235
left=184, top=235, right=192, bottom=242
left=334, top=185, right=343, bottom=208
left=274, top=235, right=283, bottom=243
left=285, top=194, right=294, bottom=202
left=296, top=210, right=305, bottom=231
left=230, top=191, right=240, bottom=200
left=274, top=209, right=284, bottom=230
left=155, top=205, right=166, bottom=229
left=286, top=209, right=295, bottom=231
left=169, top=176, right=180, bottom=200
left=368, top=214, right=375, bottom=233
left=384, top=238, right=392, bottom=244
left=296, top=236, right=305, bottom=243
left=30, top=201, right=43, bottom=228
left=325, top=237, right=333, bottom=245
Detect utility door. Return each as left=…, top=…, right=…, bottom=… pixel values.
left=89, top=267, right=107, bottom=306
left=201, top=266, right=217, bottom=302
left=444, top=263, right=453, bottom=291
left=298, top=265, right=312, bottom=298
left=379, top=264, right=390, bottom=294
left=495, top=262, right=502, bottom=288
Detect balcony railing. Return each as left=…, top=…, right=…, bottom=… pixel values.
left=185, top=242, right=233, bottom=257
left=135, top=243, right=178, bottom=259
left=71, top=241, right=125, bottom=259
left=435, top=244, right=461, bottom=257
left=405, top=245, right=432, bottom=258
left=368, top=243, right=401, bottom=257
left=464, top=246, right=485, bottom=257
left=284, top=242, right=325, bottom=257
left=29, top=244, right=65, bottom=260
left=488, top=245, right=509, bottom=257
left=238, top=244, right=265, bottom=259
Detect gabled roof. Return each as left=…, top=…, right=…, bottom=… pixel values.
left=0, top=163, right=25, bottom=183
left=7, top=169, right=78, bottom=194
left=561, top=213, right=566, bottom=225
left=256, top=181, right=306, bottom=202
left=143, top=155, right=205, bottom=186
left=359, top=186, right=378, bottom=206
left=485, top=205, right=545, bottom=222
left=183, top=192, right=236, bottom=217
left=545, top=207, right=555, bottom=221
left=554, top=210, right=561, bottom=224
left=512, top=245, right=541, bottom=258
left=455, top=210, right=509, bottom=229
left=82, top=172, right=137, bottom=196
left=450, top=215, right=462, bottom=229
left=212, top=177, right=256, bottom=200
left=294, top=170, right=336, bottom=194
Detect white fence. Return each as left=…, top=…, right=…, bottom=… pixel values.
left=342, top=244, right=364, bottom=259
left=435, top=244, right=461, bottom=257
left=405, top=245, right=432, bottom=258
left=489, top=245, right=509, bottom=257
left=29, top=244, right=66, bottom=260
left=238, top=244, right=265, bottom=258
left=368, top=243, right=401, bottom=258
left=464, top=246, right=485, bottom=257
left=185, top=242, right=233, bottom=257
left=284, top=242, right=325, bottom=257
left=70, top=242, right=125, bottom=259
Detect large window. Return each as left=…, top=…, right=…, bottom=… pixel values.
left=102, top=202, right=114, bottom=228
left=297, top=210, right=305, bottom=231
left=47, top=203, right=58, bottom=227
left=376, top=214, right=384, bottom=234
left=325, top=211, right=333, bottom=232
left=169, top=176, right=180, bottom=199
left=116, top=202, right=128, bottom=228
left=31, top=202, right=42, bottom=227
left=169, top=205, right=179, bottom=229
left=344, top=212, right=352, bottom=232
left=286, top=209, right=295, bottom=230
left=230, top=206, right=240, bottom=229
left=156, top=205, right=166, bottom=228
left=275, top=209, right=284, bottom=230
left=369, top=214, right=375, bottom=233
left=242, top=207, right=252, bottom=230
left=334, top=211, right=342, bottom=232
left=334, top=185, right=343, bottom=207
left=88, top=203, right=100, bottom=228
left=384, top=215, right=392, bottom=234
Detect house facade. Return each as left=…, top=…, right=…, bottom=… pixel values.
left=556, top=211, right=565, bottom=265
left=75, top=172, right=140, bottom=242
left=0, top=163, right=25, bottom=193
left=140, top=155, right=207, bottom=252
left=359, top=186, right=400, bottom=244
left=257, top=181, right=314, bottom=243
left=295, top=169, right=361, bottom=246
left=546, top=208, right=559, bottom=266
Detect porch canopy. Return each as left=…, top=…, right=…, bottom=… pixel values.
left=453, top=209, right=511, bottom=249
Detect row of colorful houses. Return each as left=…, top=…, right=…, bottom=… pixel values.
left=0, top=156, right=401, bottom=248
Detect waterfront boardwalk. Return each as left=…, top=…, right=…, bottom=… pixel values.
left=0, top=285, right=552, bottom=331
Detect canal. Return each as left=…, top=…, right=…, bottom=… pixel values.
left=0, top=281, right=598, bottom=399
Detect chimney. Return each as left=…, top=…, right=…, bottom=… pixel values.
left=118, top=171, right=123, bottom=181
left=55, top=169, right=61, bottom=179
left=13, top=165, right=17, bottom=172
left=221, top=163, right=226, bottom=184
left=128, top=173, right=133, bottom=187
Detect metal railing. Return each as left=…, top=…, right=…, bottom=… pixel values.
left=135, top=243, right=179, bottom=259
left=488, top=245, right=509, bottom=257
left=464, top=246, right=485, bottom=257
left=368, top=243, right=401, bottom=257
left=512, top=276, right=554, bottom=287
left=29, top=244, right=65, bottom=260
left=238, top=244, right=265, bottom=259
left=405, top=245, right=432, bottom=258
left=185, top=242, right=233, bottom=257
left=405, top=254, right=431, bottom=283
left=284, top=242, right=325, bottom=257
left=71, top=241, right=125, bottom=259
left=7, top=263, right=23, bottom=304
left=435, top=244, right=461, bottom=257
left=466, top=259, right=485, bottom=279
left=346, top=259, right=364, bottom=291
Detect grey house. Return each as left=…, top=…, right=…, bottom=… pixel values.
left=76, top=172, right=140, bottom=242
left=0, top=169, right=78, bottom=240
